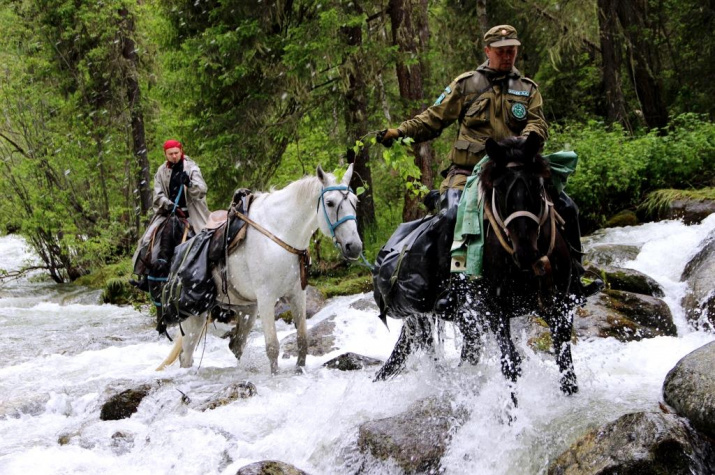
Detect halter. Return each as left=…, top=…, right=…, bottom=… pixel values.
left=318, top=185, right=357, bottom=243
left=485, top=162, right=564, bottom=258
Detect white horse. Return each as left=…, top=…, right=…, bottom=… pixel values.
left=158, top=164, right=362, bottom=374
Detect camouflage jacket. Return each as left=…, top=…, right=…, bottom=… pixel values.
left=397, top=61, right=548, bottom=167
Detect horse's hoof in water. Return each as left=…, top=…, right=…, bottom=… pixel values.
left=294, top=365, right=306, bottom=375
left=560, top=376, right=579, bottom=395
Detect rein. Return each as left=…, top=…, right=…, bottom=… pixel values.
left=231, top=210, right=311, bottom=290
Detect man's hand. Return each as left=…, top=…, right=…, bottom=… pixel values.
left=376, top=128, right=401, bottom=148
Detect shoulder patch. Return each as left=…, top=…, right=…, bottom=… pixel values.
left=522, top=77, right=539, bottom=88
left=434, top=85, right=453, bottom=106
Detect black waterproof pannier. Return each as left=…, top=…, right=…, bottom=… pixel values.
left=372, top=211, right=455, bottom=320
left=160, top=230, right=218, bottom=326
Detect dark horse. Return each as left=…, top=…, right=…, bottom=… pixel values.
left=143, top=213, right=193, bottom=331
left=459, top=133, right=578, bottom=396
left=375, top=133, right=579, bottom=398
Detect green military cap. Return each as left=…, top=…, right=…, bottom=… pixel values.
left=484, top=25, right=521, bottom=47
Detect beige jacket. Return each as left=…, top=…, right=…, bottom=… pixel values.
left=398, top=61, right=548, bottom=167
left=152, top=156, right=210, bottom=232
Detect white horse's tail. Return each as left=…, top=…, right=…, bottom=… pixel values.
left=156, top=334, right=183, bottom=371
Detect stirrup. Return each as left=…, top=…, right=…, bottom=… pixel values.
left=581, top=277, right=604, bottom=298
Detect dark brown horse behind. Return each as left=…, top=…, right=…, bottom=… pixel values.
left=457, top=133, right=578, bottom=397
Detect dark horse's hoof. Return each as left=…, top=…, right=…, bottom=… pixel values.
left=129, top=277, right=149, bottom=292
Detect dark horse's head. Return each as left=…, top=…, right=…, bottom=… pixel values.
left=481, top=132, right=551, bottom=271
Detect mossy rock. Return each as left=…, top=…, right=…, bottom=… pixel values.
left=604, top=210, right=639, bottom=228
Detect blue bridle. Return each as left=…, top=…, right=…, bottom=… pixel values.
left=318, top=185, right=357, bottom=243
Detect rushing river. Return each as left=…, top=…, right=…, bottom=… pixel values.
left=1, top=217, right=714, bottom=475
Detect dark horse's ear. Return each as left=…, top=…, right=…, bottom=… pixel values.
left=524, top=132, right=542, bottom=162
left=485, top=138, right=505, bottom=165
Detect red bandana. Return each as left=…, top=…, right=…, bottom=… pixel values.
left=164, top=139, right=184, bottom=168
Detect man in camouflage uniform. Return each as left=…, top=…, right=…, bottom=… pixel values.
left=379, top=24, right=601, bottom=301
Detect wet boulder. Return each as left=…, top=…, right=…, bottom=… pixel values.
left=604, top=210, right=639, bottom=228
left=358, top=397, right=469, bottom=473
left=680, top=229, right=715, bottom=329
left=548, top=411, right=715, bottom=475
left=586, top=264, right=664, bottom=297
left=274, top=286, right=326, bottom=323
left=663, top=341, right=715, bottom=439
left=197, top=382, right=258, bottom=411
left=281, top=315, right=337, bottom=358
left=100, top=384, right=153, bottom=421
left=584, top=243, right=641, bottom=268
left=323, top=352, right=382, bottom=371
left=573, top=289, right=676, bottom=342
left=663, top=198, right=715, bottom=225
left=236, top=460, right=309, bottom=475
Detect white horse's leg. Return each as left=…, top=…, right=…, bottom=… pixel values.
left=257, top=293, right=280, bottom=374
left=289, top=288, right=308, bottom=369
left=228, top=307, right=258, bottom=363
left=156, top=333, right=183, bottom=371
left=179, top=314, right=208, bottom=368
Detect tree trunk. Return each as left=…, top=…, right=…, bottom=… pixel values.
left=119, top=7, right=152, bottom=227
left=389, top=0, right=436, bottom=221
left=341, top=7, right=376, bottom=236
left=616, top=0, right=669, bottom=131
left=597, top=0, right=631, bottom=130
left=476, top=0, right=489, bottom=41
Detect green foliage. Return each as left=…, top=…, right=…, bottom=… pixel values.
left=549, top=114, right=715, bottom=231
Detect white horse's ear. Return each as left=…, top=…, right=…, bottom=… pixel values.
left=316, top=165, right=326, bottom=183
left=342, top=163, right=354, bottom=186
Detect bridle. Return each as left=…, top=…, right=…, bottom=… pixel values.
left=484, top=162, right=564, bottom=258
left=318, top=185, right=358, bottom=245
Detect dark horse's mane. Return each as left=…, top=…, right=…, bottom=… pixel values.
left=480, top=136, right=551, bottom=193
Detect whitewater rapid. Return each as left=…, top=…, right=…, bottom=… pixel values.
left=0, top=216, right=713, bottom=474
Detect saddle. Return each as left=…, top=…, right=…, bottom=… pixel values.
left=207, top=188, right=253, bottom=264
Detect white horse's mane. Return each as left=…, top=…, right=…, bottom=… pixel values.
left=255, top=173, right=332, bottom=203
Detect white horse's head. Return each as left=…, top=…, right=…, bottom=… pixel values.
left=316, top=164, right=363, bottom=260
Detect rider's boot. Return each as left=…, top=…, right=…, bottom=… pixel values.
left=557, top=193, right=603, bottom=302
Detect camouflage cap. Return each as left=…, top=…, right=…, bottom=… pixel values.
left=484, top=25, right=521, bottom=47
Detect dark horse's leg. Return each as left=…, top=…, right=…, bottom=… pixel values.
left=457, top=308, right=482, bottom=366
left=487, top=309, right=522, bottom=403
left=545, top=298, right=578, bottom=395
left=374, top=314, right=434, bottom=381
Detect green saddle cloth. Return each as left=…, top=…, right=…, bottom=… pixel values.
left=451, top=150, right=578, bottom=276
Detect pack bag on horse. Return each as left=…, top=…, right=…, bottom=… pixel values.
left=130, top=140, right=210, bottom=323
left=156, top=164, right=363, bottom=375
left=452, top=132, right=600, bottom=399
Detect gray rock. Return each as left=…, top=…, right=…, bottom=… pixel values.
left=548, top=411, right=715, bottom=475
left=236, top=460, right=309, bottom=475
left=281, top=316, right=337, bottom=358
left=680, top=229, right=715, bottom=329
left=586, top=264, right=665, bottom=297
left=665, top=198, right=715, bottom=225
left=197, top=382, right=258, bottom=411
left=100, top=384, right=153, bottom=421
left=358, top=397, right=469, bottom=473
left=323, top=352, right=382, bottom=371
left=274, top=286, right=326, bottom=322
left=663, top=341, right=715, bottom=439
left=584, top=243, right=641, bottom=268
left=350, top=295, right=379, bottom=312
left=573, top=290, right=676, bottom=342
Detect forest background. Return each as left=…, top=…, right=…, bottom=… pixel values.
left=0, top=0, right=713, bottom=288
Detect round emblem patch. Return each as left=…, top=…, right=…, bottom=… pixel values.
left=511, top=103, right=527, bottom=120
